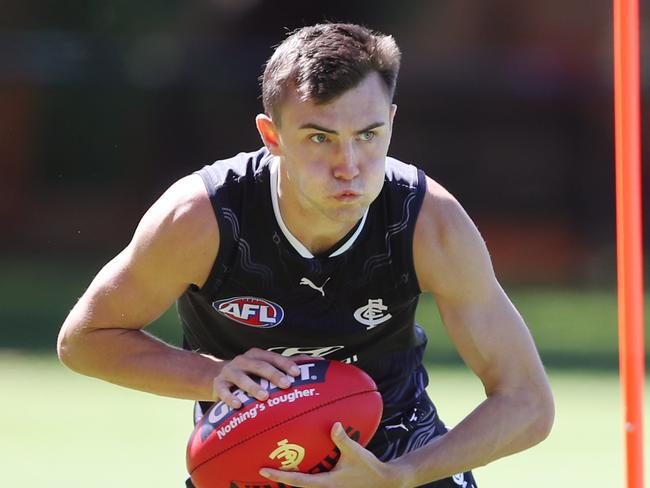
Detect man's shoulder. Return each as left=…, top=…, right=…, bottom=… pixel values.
left=197, top=147, right=273, bottom=191
left=378, top=156, right=426, bottom=223
left=384, top=155, right=421, bottom=190
left=413, top=174, right=488, bottom=293
left=143, top=174, right=217, bottom=246
left=415, top=175, right=469, bottom=243
left=123, top=173, right=218, bottom=289
left=382, top=156, right=458, bottom=218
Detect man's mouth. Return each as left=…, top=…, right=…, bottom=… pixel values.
left=333, top=190, right=361, bottom=201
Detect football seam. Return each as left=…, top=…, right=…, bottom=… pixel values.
left=189, top=389, right=378, bottom=475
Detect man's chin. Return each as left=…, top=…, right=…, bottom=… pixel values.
left=325, top=205, right=368, bottom=224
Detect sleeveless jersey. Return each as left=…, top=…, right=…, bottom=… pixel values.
left=177, top=147, right=429, bottom=420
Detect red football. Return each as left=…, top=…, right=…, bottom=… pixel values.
left=186, top=359, right=383, bottom=488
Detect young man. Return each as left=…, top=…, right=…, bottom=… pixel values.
left=58, top=23, right=554, bottom=487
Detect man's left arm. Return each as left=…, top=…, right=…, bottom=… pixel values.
left=260, top=176, right=554, bottom=487
left=386, top=176, right=555, bottom=485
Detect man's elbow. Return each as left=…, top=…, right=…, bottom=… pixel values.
left=57, top=326, right=76, bottom=370
left=57, top=320, right=89, bottom=374
left=528, top=384, right=555, bottom=446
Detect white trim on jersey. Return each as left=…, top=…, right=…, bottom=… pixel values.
left=269, top=157, right=368, bottom=258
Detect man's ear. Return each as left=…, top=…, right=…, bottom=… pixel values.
left=255, top=114, right=282, bottom=156
left=389, top=104, right=397, bottom=128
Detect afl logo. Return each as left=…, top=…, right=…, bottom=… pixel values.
left=212, top=296, right=284, bottom=328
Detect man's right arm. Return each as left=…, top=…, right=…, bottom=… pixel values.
left=57, top=174, right=299, bottom=404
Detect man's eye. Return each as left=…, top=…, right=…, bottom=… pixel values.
left=309, top=134, right=328, bottom=143
left=359, top=131, right=375, bottom=141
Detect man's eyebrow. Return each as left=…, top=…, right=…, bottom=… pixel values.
left=356, top=122, right=385, bottom=133
left=298, top=122, right=386, bottom=134
left=298, top=123, right=338, bottom=134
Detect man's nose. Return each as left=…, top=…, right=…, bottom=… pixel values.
left=332, top=142, right=360, bottom=180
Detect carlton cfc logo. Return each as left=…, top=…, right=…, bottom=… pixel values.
left=212, top=296, right=284, bottom=328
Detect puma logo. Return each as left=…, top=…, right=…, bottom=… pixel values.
left=299, top=277, right=331, bottom=296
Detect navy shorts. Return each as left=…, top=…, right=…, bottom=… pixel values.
left=365, top=395, right=477, bottom=488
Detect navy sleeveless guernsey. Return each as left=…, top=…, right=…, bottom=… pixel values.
left=179, top=149, right=480, bottom=485
left=177, top=147, right=429, bottom=421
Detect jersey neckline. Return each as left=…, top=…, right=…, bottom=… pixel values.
left=269, top=157, right=368, bottom=259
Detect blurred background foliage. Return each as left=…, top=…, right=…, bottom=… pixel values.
left=0, top=0, right=648, bottom=369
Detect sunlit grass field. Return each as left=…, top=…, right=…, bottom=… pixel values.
left=0, top=353, right=646, bottom=487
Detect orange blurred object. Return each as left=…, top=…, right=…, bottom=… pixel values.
left=613, top=0, right=644, bottom=486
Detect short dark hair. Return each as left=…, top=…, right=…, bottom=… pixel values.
left=261, top=23, right=401, bottom=123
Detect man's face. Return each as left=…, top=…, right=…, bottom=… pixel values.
left=267, top=72, right=396, bottom=225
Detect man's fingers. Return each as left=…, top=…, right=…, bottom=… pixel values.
left=211, top=349, right=330, bottom=408
left=212, top=350, right=308, bottom=407
left=330, top=422, right=357, bottom=455
left=231, top=356, right=296, bottom=389
left=259, top=468, right=326, bottom=487
left=244, top=348, right=302, bottom=377
left=212, top=379, right=242, bottom=408
left=229, top=370, right=272, bottom=401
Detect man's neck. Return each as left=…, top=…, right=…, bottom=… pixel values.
left=272, top=162, right=361, bottom=256
left=277, top=195, right=358, bottom=256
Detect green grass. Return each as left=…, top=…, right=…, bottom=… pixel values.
left=1, top=353, right=647, bottom=487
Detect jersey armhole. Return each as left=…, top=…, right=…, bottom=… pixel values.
left=192, top=166, right=229, bottom=293
left=407, top=168, right=427, bottom=295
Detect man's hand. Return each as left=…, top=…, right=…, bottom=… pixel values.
left=212, top=348, right=306, bottom=408
left=259, top=422, right=404, bottom=488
